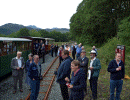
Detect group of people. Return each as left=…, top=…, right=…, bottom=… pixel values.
left=56, top=47, right=101, bottom=100
left=33, top=40, right=45, bottom=63
left=10, top=42, right=125, bottom=100
left=11, top=51, right=42, bottom=100
left=55, top=43, right=125, bottom=100
left=50, top=43, right=59, bottom=57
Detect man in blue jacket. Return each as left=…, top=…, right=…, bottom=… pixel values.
left=88, top=50, right=101, bottom=100
left=28, top=55, right=42, bottom=100
left=56, top=50, right=73, bottom=100
left=107, top=53, right=125, bottom=100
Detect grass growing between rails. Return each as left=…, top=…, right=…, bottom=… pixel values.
left=84, top=38, right=130, bottom=100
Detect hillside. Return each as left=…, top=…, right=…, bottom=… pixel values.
left=0, top=23, right=34, bottom=35
left=0, top=23, right=69, bottom=35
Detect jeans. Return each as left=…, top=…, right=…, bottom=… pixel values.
left=110, top=80, right=123, bottom=100
left=30, top=79, right=40, bottom=100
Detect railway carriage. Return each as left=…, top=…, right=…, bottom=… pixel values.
left=0, top=37, right=55, bottom=79
left=44, top=38, right=55, bottom=53
left=0, top=37, right=32, bottom=79
left=20, top=36, right=46, bottom=55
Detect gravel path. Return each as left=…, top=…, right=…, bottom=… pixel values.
left=0, top=54, right=63, bottom=100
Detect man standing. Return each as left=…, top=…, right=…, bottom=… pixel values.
left=41, top=44, right=45, bottom=63
left=28, top=55, right=42, bottom=100
left=71, top=44, right=76, bottom=60
left=107, top=53, right=125, bottom=100
left=78, top=50, right=89, bottom=93
left=54, top=44, right=59, bottom=57
left=58, top=47, right=64, bottom=64
left=51, top=44, right=54, bottom=57
left=56, top=50, right=73, bottom=100
left=34, top=40, right=39, bottom=55
left=11, top=51, right=25, bottom=94
left=76, top=44, right=82, bottom=59
left=88, top=50, right=101, bottom=100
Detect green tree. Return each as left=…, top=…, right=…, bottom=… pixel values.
left=38, top=29, right=50, bottom=38
left=29, top=29, right=41, bottom=37
left=19, top=28, right=30, bottom=36
left=70, top=0, right=130, bottom=46
left=118, top=16, right=130, bottom=46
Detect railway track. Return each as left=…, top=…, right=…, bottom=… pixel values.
left=25, top=56, right=59, bottom=100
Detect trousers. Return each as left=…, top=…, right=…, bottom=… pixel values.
left=89, top=77, right=98, bottom=99
left=30, top=79, right=40, bottom=100
left=59, top=84, right=69, bottom=100
left=110, top=80, right=123, bottom=100
left=13, top=75, right=23, bottom=90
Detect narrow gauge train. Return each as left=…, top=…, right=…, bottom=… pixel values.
left=0, top=37, right=32, bottom=79
left=20, top=36, right=55, bottom=54
left=0, top=37, right=55, bottom=79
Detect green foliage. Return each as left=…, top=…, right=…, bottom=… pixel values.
left=29, top=29, right=41, bottom=37
left=98, top=37, right=122, bottom=64
left=118, top=16, right=130, bottom=46
left=8, top=31, right=20, bottom=38
left=70, top=0, right=130, bottom=46
left=38, top=29, right=50, bottom=37
left=0, top=34, right=7, bottom=37
left=19, top=28, right=30, bottom=36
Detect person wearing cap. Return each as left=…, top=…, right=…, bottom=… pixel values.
left=92, top=46, right=98, bottom=56
left=88, top=50, right=101, bottom=100
left=78, top=50, right=89, bottom=94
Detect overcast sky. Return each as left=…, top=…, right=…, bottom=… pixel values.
left=0, top=0, right=82, bottom=29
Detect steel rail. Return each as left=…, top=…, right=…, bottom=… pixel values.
left=43, top=63, right=60, bottom=100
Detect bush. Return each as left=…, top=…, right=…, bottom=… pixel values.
left=118, top=16, right=130, bottom=46
left=98, top=37, right=122, bottom=64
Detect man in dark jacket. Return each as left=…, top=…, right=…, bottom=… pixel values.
left=107, top=53, right=125, bottom=100
left=54, top=44, right=58, bottom=57
left=78, top=50, right=89, bottom=93
left=41, top=44, right=45, bottom=63
left=56, top=50, right=73, bottom=100
left=28, top=55, right=42, bottom=100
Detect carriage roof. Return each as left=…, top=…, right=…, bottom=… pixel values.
left=0, top=37, right=32, bottom=42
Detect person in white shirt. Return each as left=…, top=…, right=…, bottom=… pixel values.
left=88, top=50, right=101, bottom=100
left=11, top=51, right=25, bottom=94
